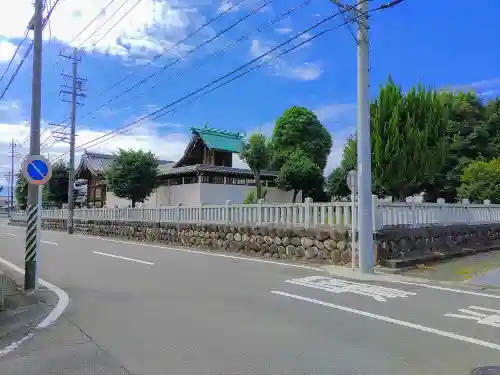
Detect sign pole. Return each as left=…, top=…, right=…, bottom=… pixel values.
left=35, top=184, right=43, bottom=290
left=22, top=155, right=52, bottom=293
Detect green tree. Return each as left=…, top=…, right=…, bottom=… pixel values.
left=105, top=149, right=159, bottom=208
left=424, top=92, right=490, bottom=202
left=45, top=161, right=70, bottom=207
left=458, top=158, right=500, bottom=203
left=243, top=187, right=267, bottom=204
left=271, top=106, right=332, bottom=201
left=276, top=149, right=322, bottom=202
left=240, top=133, right=271, bottom=200
left=370, top=78, right=449, bottom=200
left=326, top=136, right=356, bottom=199
left=15, top=170, right=28, bottom=210
left=271, top=106, right=332, bottom=171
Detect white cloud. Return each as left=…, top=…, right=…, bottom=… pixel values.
left=445, top=77, right=500, bottom=98
left=0, top=0, right=210, bottom=61
left=250, top=39, right=323, bottom=81
left=274, top=27, right=292, bottom=34
left=0, top=40, right=17, bottom=62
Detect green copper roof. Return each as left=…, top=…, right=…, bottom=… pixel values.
left=191, top=126, right=245, bottom=153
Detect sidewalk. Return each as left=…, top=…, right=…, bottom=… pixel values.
left=0, top=267, right=57, bottom=354
left=395, top=251, right=500, bottom=288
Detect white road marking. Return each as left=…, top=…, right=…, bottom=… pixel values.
left=93, top=251, right=154, bottom=265
left=78, top=235, right=323, bottom=271
left=271, top=291, right=500, bottom=351
left=4, top=232, right=16, bottom=236
left=389, top=280, right=500, bottom=300
left=287, top=276, right=416, bottom=302
left=0, top=256, right=70, bottom=356
left=41, top=240, right=58, bottom=246
left=445, top=306, right=500, bottom=327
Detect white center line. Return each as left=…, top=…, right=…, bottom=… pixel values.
left=93, top=251, right=154, bottom=265
left=271, top=290, right=500, bottom=352
left=4, top=232, right=16, bottom=236
left=41, top=240, right=58, bottom=246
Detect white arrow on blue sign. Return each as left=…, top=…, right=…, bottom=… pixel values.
left=22, top=155, right=52, bottom=185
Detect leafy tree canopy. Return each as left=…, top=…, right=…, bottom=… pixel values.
left=105, top=149, right=159, bottom=208
left=271, top=106, right=332, bottom=171
left=458, top=158, right=500, bottom=203
left=276, top=149, right=322, bottom=202
left=240, top=132, right=271, bottom=200
left=45, top=161, right=70, bottom=207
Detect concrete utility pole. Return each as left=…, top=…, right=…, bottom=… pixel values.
left=59, top=48, right=85, bottom=234
left=326, top=0, right=374, bottom=273
left=25, top=0, right=43, bottom=291
left=9, top=139, right=15, bottom=212
left=355, top=0, right=374, bottom=274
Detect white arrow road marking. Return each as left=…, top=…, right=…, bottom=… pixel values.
left=286, top=276, right=417, bottom=302
left=271, top=291, right=500, bottom=351
left=445, top=306, right=500, bottom=327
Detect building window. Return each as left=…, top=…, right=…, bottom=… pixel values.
left=210, top=176, right=224, bottom=184
left=95, top=188, right=102, bottom=200
left=201, top=175, right=210, bottom=183
left=247, top=178, right=256, bottom=186
left=266, top=179, right=276, bottom=187
left=169, top=178, right=182, bottom=185
left=183, top=176, right=197, bottom=184
left=227, top=177, right=246, bottom=185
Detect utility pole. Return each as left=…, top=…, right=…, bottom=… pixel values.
left=25, top=0, right=43, bottom=291
left=326, top=0, right=374, bottom=273
left=58, top=48, right=85, bottom=234
left=9, top=139, right=15, bottom=212
left=355, top=0, right=374, bottom=274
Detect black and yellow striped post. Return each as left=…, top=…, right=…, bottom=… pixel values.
left=24, top=203, right=39, bottom=290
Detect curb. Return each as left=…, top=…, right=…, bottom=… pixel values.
left=0, top=257, right=69, bottom=357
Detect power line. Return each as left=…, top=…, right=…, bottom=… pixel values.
left=78, top=0, right=272, bottom=121
left=60, top=2, right=367, bottom=156
left=0, top=30, right=30, bottom=85
left=97, top=0, right=248, bottom=97
left=0, top=43, right=34, bottom=101
left=69, top=0, right=118, bottom=44
left=90, top=0, right=144, bottom=48
left=77, top=0, right=134, bottom=48
left=0, top=0, right=61, bottom=101
left=127, top=0, right=312, bottom=104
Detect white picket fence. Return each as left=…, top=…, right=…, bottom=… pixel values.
left=9, top=196, right=500, bottom=230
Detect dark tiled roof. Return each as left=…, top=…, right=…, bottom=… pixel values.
left=160, top=164, right=278, bottom=178
left=76, top=151, right=174, bottom=177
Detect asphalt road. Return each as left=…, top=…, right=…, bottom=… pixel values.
left=1, top=221, right=500, bottom=375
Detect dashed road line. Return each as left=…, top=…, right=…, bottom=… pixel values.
left=93, top=251, right=154, bottom=265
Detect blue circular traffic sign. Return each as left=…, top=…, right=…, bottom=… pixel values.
left=22, top=155, right=52, bottom=185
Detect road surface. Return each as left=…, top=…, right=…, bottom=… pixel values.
left=1, top=220, right=500, bottom=374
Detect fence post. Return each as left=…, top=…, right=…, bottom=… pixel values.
left=225, top=200, right=231, bottom=225
left=199, top=201, right=204, bottom=225
left=461, top=199, right=470, bottom=224
left=436, top=198, right=446, bottom=225
left=176, top=202, right=182, bottom=229
left=484, top=199, right=491, bottom=223
left=371, top=195, right=378, bottom=230
left=304, top=197, right=312, bottom=229
left=257, top=199, right=263, bottom=225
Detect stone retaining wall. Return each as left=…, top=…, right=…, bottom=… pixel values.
left=9, top=218, right=500, bottom=266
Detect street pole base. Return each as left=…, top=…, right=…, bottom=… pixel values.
left=67, top=226, right=73, bottom=235
left=24, top=260, right=36, bottom=292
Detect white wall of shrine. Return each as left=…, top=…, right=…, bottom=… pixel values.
left=104, top=181, right=299, bottom=208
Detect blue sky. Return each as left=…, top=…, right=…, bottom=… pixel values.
left=0, top=0, right=499, bottom=194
